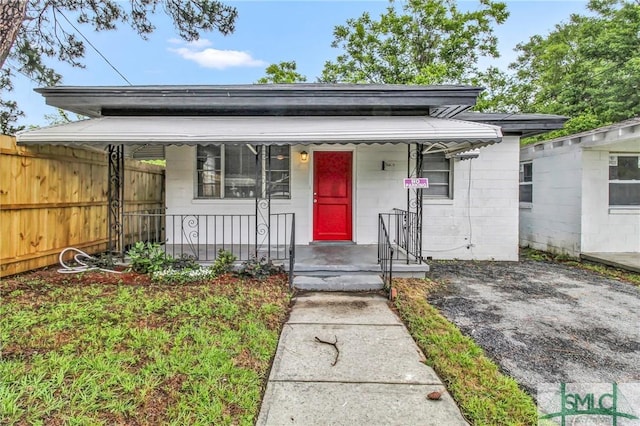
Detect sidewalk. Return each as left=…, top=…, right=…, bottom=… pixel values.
left=257, top=292, right=468, bottom=425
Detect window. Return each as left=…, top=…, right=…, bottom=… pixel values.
left=519, top=162, right=533, bottom=203
left=421, top=153, right=451, bottom=198
left=196, top=145, right=290, bottom=199
left=609, top=154, right=640, bottom=206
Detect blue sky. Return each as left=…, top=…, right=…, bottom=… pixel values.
left=10, top=0, right=589, bottom=127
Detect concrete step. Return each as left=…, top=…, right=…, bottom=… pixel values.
left=290, top=261, right=429, bottom=279
left=392, top=262, right=430, bottom=278
left=291, top=263, right=381, bottom=276
left=293, top=274, right=384, bottom=291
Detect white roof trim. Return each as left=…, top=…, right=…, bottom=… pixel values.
left=16, top=116, right=502, bottom=147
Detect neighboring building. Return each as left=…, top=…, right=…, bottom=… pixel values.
left=17, top=84, right=564, bottom=263
left=520, top=118, right=640, bottom=257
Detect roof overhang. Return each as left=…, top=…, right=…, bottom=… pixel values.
left=559, top=117, right=640, bottom=152
left=456, top=112, right=567, bottom=137
left=521, top=117, right=640, bottom=159
left=35, top=84, right=483, bottom=118
left=16, top=116, right=502, bottom=156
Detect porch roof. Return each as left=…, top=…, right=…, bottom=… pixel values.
left=16, top=116, right=502, bottom=155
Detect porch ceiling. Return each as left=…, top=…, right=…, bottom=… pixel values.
left=17, top=116, right=502, bottom=151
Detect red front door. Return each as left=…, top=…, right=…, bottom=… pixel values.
left=313, top=151, right=353, bottom=241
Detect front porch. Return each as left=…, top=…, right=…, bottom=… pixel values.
left=123, top=209, right=429, bottom=291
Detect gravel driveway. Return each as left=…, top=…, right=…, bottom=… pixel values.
left=427, top=259, right=640, bottom=397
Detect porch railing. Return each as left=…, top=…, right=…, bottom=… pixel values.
left=379, top=208, right=423, bottom=264
left=123, top=209, right=296, bottom=264
left=378, top=213, right=394, bottom=296
left=288, top=214, right=295, bottom=289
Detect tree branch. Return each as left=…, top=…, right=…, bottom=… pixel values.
left=315, top=335, right=340, bottom=366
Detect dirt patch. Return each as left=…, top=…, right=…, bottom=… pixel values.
left=427, top=259, right=640, bottom=397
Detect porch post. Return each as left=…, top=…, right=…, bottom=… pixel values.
left=107, top=144, right=125, bottom=258
left=254, top=145, right=272, bottom=259
left=407, top=143, right=424, bottom=263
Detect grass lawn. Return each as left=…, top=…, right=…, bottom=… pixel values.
left=0, top=269, right=291, bottom=425
left=393, top=278, right=539, bottom=426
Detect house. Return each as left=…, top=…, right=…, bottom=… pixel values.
left=519, top=118, right=640, bottom=264
left=16, top=84, right=565, bottom=272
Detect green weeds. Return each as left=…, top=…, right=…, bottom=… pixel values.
left=0, top=273, right=290, bottom=425
left=521, top=247, right=640, bottom=286
left=394, top=278, right=539, bottom=425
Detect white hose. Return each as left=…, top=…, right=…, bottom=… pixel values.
left=58, top=247, right=122, bottom=274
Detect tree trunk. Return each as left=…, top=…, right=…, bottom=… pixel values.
left=0, top=1, right=28, bottom=71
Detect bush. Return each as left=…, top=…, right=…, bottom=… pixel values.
left=211, top=250, right=237, bottom=276
left=126, top=242, right=171, bottom=274
left=171, top=254, right=199, bottom=270
left=238, top=256, right=283, bottom=279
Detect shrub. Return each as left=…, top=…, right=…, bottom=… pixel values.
left=238, top=256, right=283, bottom=279
left=171, top=254, right=199, bottom=270
left=127, top=242, right=171, bottom=274
left=211, top=249, right=237, bottom=276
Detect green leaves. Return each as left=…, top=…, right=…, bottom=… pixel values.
left=510, top=0, right=640, bottom=142
left=0, top=0, right=238, bottom=134
left=256, top=61, right=307, bottom=84
left=320, top=0, right=509, bottom=85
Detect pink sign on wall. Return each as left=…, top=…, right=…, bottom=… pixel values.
left=403, top=178, right=429, bottom=189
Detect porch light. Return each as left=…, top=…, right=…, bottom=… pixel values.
left=300, top=150, right=309, bottom=162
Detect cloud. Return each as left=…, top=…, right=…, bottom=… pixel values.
left=168, top=38, right=265, bottom=70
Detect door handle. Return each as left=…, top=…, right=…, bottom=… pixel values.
left=313, top=199, right=317, bottom=203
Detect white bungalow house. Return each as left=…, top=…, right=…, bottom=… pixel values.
left=519, top=118, right=640, bottom=266
left=17, top=85, right=564, bottom=283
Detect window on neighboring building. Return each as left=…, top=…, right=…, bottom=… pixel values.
left=196, top=145, right=290, bottom=199
left=421, top=153, right=452, bottom=198
left=519, top=162, right=533, bottom=203
left=609, top=154, right=640, bottom=206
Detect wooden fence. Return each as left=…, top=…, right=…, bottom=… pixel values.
left=0, top=135, right=165, bottom=277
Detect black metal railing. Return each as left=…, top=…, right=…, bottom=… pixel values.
left=123, top=209, right=295, bottom=264
left=288, top=214, right=295, bottom=289
left=378, top=214, right=394, bottom=296
left=378, top=208, right=423, bottom=264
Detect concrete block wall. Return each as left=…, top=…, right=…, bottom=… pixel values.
left=581, top=150, right=640, bottom=252
left=519, top=143, right=583, bottom=256
left=422, top=136, right=520, bottom=261
left=166, top=139, right=521, bottom=261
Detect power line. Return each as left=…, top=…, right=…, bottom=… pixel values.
left=54, top=7, right=133, bottom=86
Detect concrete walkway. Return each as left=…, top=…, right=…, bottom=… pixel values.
left=257, top=292, right=468, bottom=425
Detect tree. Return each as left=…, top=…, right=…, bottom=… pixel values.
left=320, top=0, right=509, bottom=85
left=509, top=0, right=640, bottom=139
left=256, top=61, right=307, bottom=84
left=43, top=108, right=85, bottom=126
left=0, top=0, right=238, bottom=134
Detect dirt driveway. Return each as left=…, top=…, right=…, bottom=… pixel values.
left=427, top=259, right=640, bottom=396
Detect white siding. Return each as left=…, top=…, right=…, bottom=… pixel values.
left=581, top=150, right=640, bottom=252
left=519, top=143, right=583, bottom=256
left=165, top=140, right=520, bottom=260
